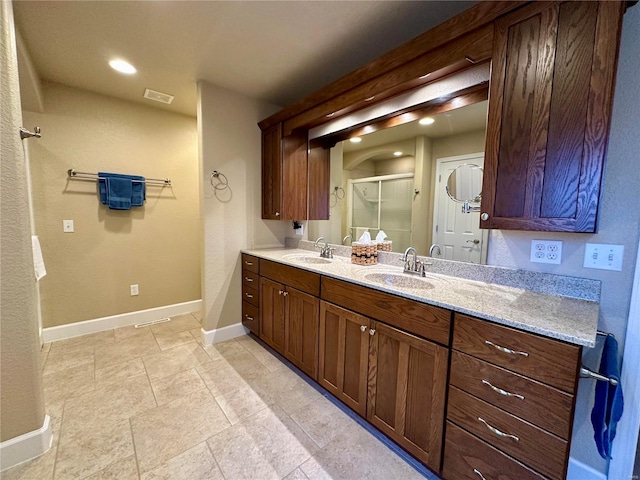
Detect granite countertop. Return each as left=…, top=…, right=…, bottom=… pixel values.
left=242, top=247, right=600, bottom=347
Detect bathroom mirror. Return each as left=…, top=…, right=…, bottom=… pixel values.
left=306, top=96, right=490, bottom=264
left=446, top=163, right=483, bottom=203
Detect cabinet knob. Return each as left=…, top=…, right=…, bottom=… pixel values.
left=360, top=325, right=367, bottom=332
left=278, top=290, right=284, bottom=295
left=480, top=213, right=489, bottom=221
left=283, top=291, right=289, bottom=296
left=275, top=212, right=280, bottom=217
left=369, top=328, right=376, bottom=336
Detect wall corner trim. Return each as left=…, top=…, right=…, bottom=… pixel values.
left=42, top=300, right=202, bottom=343
left=201, top=323, right=249, bottom=346
left=0, top=415, right=52, bottom=472
left=567, top=457, right=607, bottom=480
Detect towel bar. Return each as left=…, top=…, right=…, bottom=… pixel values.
left=580, top=366, right=619, bottom=386
left=67, top=169, right=171, bottom=186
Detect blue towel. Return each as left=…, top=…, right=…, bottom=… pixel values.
left=98, top=172, right=146, bottom=207
left=105, top=177, right=133, bottom=210
left=590, top=335, right=624, bottom=459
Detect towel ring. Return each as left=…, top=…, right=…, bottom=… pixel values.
left=210, top=171, right=229, bottom=191
left=333, top=186, right=345, bottom=200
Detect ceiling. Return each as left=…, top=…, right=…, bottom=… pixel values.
left=12, top=1, right=475, bottom=117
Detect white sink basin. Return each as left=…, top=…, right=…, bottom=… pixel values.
left=363, top=272, right=435, bottom=290
left=282, top=254, right=333, bottom=265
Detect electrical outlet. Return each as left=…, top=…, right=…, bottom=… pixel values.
left=583, top=243, right=624, bottom=271
left=130, top=284, right=139, bottom=296
left=295, top=224, right=304, bottom=236
left=63, top=220, right=74, bottom=233
left=530, top=240, right=563, bottom=265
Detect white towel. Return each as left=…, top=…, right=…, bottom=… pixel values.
left=31, top=235, right=46, bottom=281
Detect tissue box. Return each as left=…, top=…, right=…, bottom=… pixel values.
left=377, top=241, right=392, bottom=252
left=351, top=242, right=378, bottom=265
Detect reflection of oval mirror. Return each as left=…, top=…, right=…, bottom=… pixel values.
left=446, top=163, right=483, bottom=203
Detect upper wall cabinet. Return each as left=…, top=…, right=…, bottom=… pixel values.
left=480, top=1, right=625, bottom=232
left=261, top=123, right=330, bottom=221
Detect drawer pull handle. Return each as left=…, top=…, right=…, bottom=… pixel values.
left=360, top=325, right=367, bottom=332
left=473, top=469, right=487, bottom=480
left=245, top=293, right=254, bottom=299
left=482, top=379, right=525, bottom=400
left=244, top=261, right=254, bottom=266
left=485, top=340, right=529, bottom=357
left=245, top=277, right=253, bottom=282
left=477, top=417, right=519, bottom=442
left=245, top=315, right=254, bottom=321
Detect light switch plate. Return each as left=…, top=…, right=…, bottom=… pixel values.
left=530, top=240, right=562, bottom=265
left=583, top=243, right=624, bottom=271
left=63, top=220, right=74, bottom=233
left=294, top=224, right=304, bottom=236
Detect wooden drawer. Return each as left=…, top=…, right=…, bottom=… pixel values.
left=242, top=254, right=260, bottom=273
left=242, top=284, right=259, bottom=308
left=242, top=270, right=259, bottom=287
left=453, top=314, right=581, bottom=392
left=447, top=386, right=568, bottom=480
left=450, top=351, right=574, bottom=439
left=242, top=301, right=259, bottom=336
left=260, top=259, right=320, bottom=297
left=442, top=422, right=545, bottom=480
left=321, top=276, right=451, bottom=346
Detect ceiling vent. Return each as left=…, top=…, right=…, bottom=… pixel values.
left=143, top=88, right=174, bottom=105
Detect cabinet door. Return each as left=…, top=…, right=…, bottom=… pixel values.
left=318, top=302, right=370, bottom=417
left=281, top=129, right=308, bottom=220
left=481, top=1, right=624, bottom=232
left=259, top=277, right=285, bottom=354
left=261, top=123, right=283, bottom=220
left=367, top=321, right=448, bottom=471
left=285, top=287, right=320, bottom=380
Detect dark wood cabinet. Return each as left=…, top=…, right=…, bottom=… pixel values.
left=481, top=1, right=624, bottom=232
left=261, top=123, right=330, bottom=221
left=261, top=123, right=283, bottom=220
left=241, top=254, right=260, bottom=335
left=367, top=321, right=448, bottom=471
left=284, top=287, right=320, bottom=380
left=259, top=277, right=286, bottom=352
left=318, top=302, right=370, bottom=417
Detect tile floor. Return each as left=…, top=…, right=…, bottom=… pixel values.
left=3, top=312, right=434, bottom=480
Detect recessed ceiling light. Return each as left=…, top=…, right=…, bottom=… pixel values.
left=109, top=59, right=137, bottom=75
left=350, top=137, right=362, bottom=143
left=419, top=73, right=431, bottom=79
left=419, top=117, right=435, bottom=125
left=394, top=151, right=403, bottom=157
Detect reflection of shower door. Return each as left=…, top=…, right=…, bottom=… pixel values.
left=348, top=174, right=413, bottom=251
left=433, top=153, right=486, bottom=263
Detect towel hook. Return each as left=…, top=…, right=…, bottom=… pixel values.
left=210, top=171, right=229, bottom=191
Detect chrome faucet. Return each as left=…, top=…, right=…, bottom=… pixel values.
left=314, top=237, right=334, bottom=259
left=342, top=235, right=352, bottom=245
left=402, top=246, right=428, bottom=276
left=429, top=244, right=442, bottom=257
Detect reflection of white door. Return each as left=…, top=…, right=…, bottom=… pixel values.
left=433, top=153, right=486, bottom=263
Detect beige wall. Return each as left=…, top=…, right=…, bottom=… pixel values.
left=1, top=0, right=46, bottom=442
left=198, top=81, right=286, bottom=332
left=22, top=82, right=200, bottom=328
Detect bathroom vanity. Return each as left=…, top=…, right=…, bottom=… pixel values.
left=239, top=247, right=599, bottom=479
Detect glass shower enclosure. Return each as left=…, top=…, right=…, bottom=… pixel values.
left=347, top=173, right=414, bottom=252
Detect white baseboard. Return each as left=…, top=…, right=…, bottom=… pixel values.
left=42, top=300, right=202, bottom=343
left=201, top=322, right=249, bottom=346
left=0, top=415, right=52, bottom=472
left=566, top=457, right=607, bottom=480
